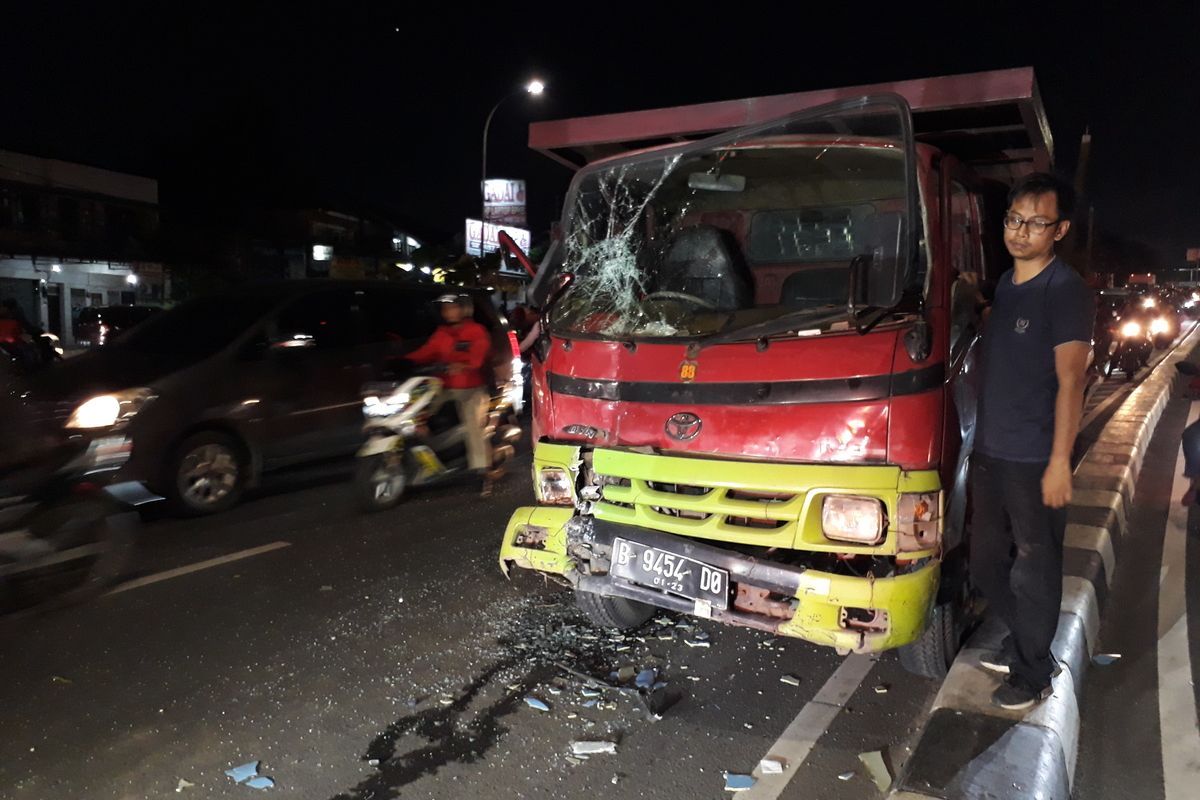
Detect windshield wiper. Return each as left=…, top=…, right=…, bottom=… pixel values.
left=697, top=305, right=847, bottom=350
left=847, top=253, right=912, bottom=336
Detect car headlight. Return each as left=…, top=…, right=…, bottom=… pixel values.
left=821, top=495, right=885, bottom=544
left=1121, top=321, right=1142, bottom=338
left=536, top=467, right=574, bottom=505
left=1151, top=317, right=1170, bottom=335
left=66, top=388, right=154, bottom=430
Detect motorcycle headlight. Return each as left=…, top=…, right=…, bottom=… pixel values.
left=1121, top=321, right=1142, bottom=338
left=536, top=467, right=574, bottom=505
left=362, top=392, right=409, bottom=418
left=1151, top=317, right=1170, bottom=335
left=66, top=388, right=154, bottom=430
left=821, top=495, right=885, bottom=544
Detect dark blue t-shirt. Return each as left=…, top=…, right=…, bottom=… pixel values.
left=975, top=258, right=1095, bottom=463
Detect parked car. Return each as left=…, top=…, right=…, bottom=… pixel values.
left=24, top=281, right=517, bottom=515
left=74, top=305, right=161, bottom=347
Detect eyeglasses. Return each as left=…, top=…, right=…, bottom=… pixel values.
left=1003, top=213, right=1061, bottom=234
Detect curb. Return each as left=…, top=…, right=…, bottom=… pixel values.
left=890, top=326, right=1199, bottom=800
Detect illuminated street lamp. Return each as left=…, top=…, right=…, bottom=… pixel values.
left=481, top=79, right=545, bottom=249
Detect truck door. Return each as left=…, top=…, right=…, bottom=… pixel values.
left=944, top=176, right=986, bottom=550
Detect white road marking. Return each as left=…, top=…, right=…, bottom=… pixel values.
left=1158, top=400, right=1200, bottom=799
left=104, top=541, right=292, bottom=596
left=740, top=653, right=876, bottom=798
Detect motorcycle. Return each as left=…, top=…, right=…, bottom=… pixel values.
left=0, top=332, right=62, bottom=374
left=353, top=368, right=522, bottom=512
left=0, top=366, right=160, bottom=615
left=1102, top=314, right=1154, bottom=381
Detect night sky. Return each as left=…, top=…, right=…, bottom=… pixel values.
left=2, top=3, right=1196, bottom=262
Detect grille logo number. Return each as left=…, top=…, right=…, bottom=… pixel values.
left=665, top=412, right=702, bottom=441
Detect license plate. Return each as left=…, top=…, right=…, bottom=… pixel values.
left=609, top=537, right=729, bottom=611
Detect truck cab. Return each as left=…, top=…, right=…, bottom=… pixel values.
left=498, top=69, right=1052, bottom=677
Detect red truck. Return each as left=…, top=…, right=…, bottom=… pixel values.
left=498, top=69, right=1052, bottom=677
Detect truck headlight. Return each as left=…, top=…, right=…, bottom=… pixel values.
left=66, top=388, right=154, bottom=429
left=821, top=495, right=885, bottom=544
left=1121, top=321, right=1142, bottom=338
left=1151, top=317, right=1170, bottom=335
left=536, top=467, right=574, bottom=505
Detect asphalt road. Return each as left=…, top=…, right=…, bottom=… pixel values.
left=0, top=457, right=942, bottom=800
left=1074, top=359, right=1200, bottom=799
left=0, top=335, right=1182, bottom=800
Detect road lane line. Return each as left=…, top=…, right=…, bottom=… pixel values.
left=1158, top=401, right=1200, bottom=799
left=740, top=653, right=876, bottom=798
left=104, top=541, right=292, bottom=596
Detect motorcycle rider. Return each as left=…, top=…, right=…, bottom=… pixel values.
left=406, top=294, right=494, bottom=494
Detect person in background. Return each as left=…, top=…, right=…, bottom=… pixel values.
left=406, top=294, right=494, bottom=495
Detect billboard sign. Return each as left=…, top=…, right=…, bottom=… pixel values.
left=483, top=178, right=527, bottom=226
left=466, top=218, right=531, bottom=265
left=1188, top=247, right=1200, bottom=263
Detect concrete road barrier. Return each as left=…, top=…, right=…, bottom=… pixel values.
left=890, top=328, right=1197, bottom=800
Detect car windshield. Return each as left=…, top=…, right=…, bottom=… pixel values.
left=547, top=97, right=919, bottom=341
left=115, top=294, right=271, bottom=360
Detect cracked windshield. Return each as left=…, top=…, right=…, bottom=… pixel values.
left=551, top=99, right=917, bottom=341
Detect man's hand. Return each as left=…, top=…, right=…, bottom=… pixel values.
left=1042, top=458, right=1073, bottom=508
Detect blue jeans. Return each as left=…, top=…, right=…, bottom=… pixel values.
left=1184, top=419, right=1200, bottom=478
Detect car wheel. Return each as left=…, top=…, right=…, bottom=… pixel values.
left=169, top=432, right=245, bottom=516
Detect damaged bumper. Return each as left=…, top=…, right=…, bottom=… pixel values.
left=500, top=510, right=939, bottom=653
left=499, top=506, right=575, bottom=577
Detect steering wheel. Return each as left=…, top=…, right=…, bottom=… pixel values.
left=642, top=291, right=717, bottom=310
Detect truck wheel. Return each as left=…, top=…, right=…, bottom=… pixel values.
left=576, top=590, right=654, bottom=630
left=898, top=601, right=958, bottom=680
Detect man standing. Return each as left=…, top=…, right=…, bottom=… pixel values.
left=407, top=294, right=494, bottom=494
left=971, top=173, right=1095, bottom=711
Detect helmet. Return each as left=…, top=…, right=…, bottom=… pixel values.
left=434, top=293, right=473, bottom=315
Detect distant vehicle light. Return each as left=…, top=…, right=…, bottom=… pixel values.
left=1142, top=297, right=1156, bottom=308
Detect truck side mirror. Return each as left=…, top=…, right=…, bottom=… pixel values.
left=497, top=231, right=536, bottom=278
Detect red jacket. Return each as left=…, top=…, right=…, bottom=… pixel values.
left=407, top=321, right=492, bottom=390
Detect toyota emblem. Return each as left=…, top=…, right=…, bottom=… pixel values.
left=665, top=412, right=702, bottom=441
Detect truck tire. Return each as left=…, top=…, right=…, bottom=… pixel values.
left=576, top=590, right=654, bottom=630
left=898, top=601, right=958, bottom=680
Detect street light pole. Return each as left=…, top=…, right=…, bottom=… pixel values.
left=479, top=79, right=544, bottom=256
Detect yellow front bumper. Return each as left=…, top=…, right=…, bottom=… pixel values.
left=499, top=506, right=940, bottom=652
